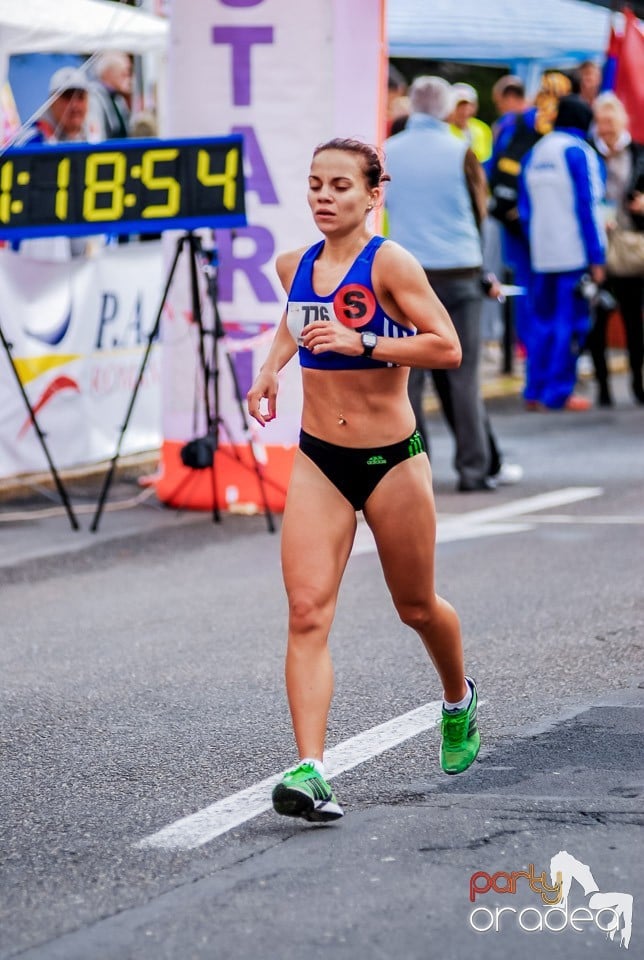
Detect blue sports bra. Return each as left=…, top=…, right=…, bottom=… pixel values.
left=286, top=235, right=415, bottom=370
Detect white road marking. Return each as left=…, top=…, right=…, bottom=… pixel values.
left=437, top=522, right=534, bottom=543
left=352, top=487, right=604, bottom=555
left=439, top=487, right=604, bottom=525
left=527, top=514, right=644, bottom=525
left=138, top=487, right=605, bottom=853
left=352, top=521, right=534, bottom=554
left=138, top=700, right=445, bottom=851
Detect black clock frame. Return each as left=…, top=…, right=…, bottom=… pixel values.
left=0, top=134, right=246, bottom=239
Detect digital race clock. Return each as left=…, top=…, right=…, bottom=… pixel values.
left=0, top=135, right=246, bottom=238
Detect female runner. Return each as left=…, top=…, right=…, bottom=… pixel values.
left=247, top=139, right=481, bottom=822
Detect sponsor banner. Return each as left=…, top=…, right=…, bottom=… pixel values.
left=0, top=242, right=164, bottom=479
left=159, top=0, right=385, bottom=509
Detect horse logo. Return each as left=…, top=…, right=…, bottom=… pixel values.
left=550, top=850, right=633, bottom=949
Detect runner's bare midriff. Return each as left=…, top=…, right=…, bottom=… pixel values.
left=300, top=366, right=416, bottom=447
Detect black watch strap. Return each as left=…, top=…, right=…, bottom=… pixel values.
left=361, top=332, right=377, bottom=357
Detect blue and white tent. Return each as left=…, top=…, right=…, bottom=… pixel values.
left=0, top=0, right=168, bottom=55
left=388, top=0, right=614, bottom=85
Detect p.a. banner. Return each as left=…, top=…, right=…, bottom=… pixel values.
left=157, top=0, right=386, bottom=512
left=0, top=243, right=164, bottom=479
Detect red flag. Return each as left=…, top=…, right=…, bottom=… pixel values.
left=601, top=25, right=622, bottom=91
left=615, top=10, right=644, bottom=141
left=608, top=24, right=623, bottom=58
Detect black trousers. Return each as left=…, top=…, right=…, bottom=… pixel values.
left=587, top=274, right=644, bottom=402
left=407, top=270, right=504, bottom=482
left=409, top=368, right=501, bottom=478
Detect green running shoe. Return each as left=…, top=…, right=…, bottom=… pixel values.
left=440, top=677, right=481, bottom=775
left=272, top=762, right=344, bottom=822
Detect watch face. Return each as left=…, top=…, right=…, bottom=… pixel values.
left=362, top=332, right=377, bottom=347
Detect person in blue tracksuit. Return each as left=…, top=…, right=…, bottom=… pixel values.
left=487, top=73, right=572, bottom=392
left=518, top=95, right=606, bottom=410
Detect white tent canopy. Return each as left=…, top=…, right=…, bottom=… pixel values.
left=0, top=0, right=169, bottom=55
left=388, top=0, right=613, bottom=65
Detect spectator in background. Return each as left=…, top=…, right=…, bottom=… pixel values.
left=1, top=80, right=21, bottom=147
left=488, top=76, right=537, bottom=176
left=576, top=60, right=602, bottom=107
left=26, top=67, right=94, bottom=143
left=492, top=75, right=529, bottom=124
left=385, top=76, right=520, bottom=491
left=487, top=71, right=572, bottom=204
left=483, top=74, right=538, bottom=358
left=519, top=95, right=606, bottom=411
left=486, top=72, right=571, bottom=401
left=588, top=92, right=644, bottom=405
left=448, top=82, right=493, bottom=164
left=18, top=67, right=101, bottom=259
left=533, top=71, right=573, bottom=135
left=90, top=52, right=134, bottom=245
left=130, top=110, right=158, bottom=138
left=129, top=111, right=162, bottom=242
left=386, top=63, right=408, bottom=136
left=92, top=51, right=132, bottom=139
left=389, top=96, right=411, bottom=137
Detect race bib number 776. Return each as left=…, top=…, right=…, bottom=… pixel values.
left=287, top=284, right=377, bottom=343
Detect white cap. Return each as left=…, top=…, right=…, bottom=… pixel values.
left=49, top=66, right=89, bottom=96
left=452, top=82, right=478, bottom=106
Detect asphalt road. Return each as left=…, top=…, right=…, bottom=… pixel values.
left=1, top=379, right=643, bottom=960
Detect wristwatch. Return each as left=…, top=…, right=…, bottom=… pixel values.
left=360, top=331, right=378, bottom=357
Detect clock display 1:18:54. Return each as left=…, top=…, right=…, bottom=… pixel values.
left=0, top=136, right=246, bottom=236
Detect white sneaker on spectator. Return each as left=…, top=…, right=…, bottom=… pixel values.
left=494, top=462, right=524, bottom=485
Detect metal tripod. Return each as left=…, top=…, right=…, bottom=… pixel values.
left=0, top=316, right=79, bottom=530
left=91, top=231, right=276, bottom=533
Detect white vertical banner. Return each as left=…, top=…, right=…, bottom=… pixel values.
left=158, top=0, right=385, bottom=510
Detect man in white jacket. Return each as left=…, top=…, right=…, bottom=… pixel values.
left=519, top=95, right=606, bottom=410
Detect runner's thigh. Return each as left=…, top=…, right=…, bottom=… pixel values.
left=281, top=450, right=357, bottom=602
left=362, top=454, right=437, bottom=601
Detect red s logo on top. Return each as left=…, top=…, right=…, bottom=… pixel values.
left=333, top=284, right=376, bottom=329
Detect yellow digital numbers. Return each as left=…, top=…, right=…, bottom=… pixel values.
left=140, top=148, right=181, bottom=218
left=0, top=138, right=243, bottom=234
left=81, top=148, right=182, bottom=221
left=0, top=161, right=13, bottom=224
left=197, top=147, right=238, bottom=210
left=83, top=152, right=127, bottom=221
left=55, top=157, right=71, bottom=220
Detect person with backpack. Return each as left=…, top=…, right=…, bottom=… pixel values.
left=518, top=95, right=607, bottom=410
left=491, top=75, right=531, bottom=133
left=487, top=73, right=572, bottom=402
left=487, top=72, right=572, bottom=233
